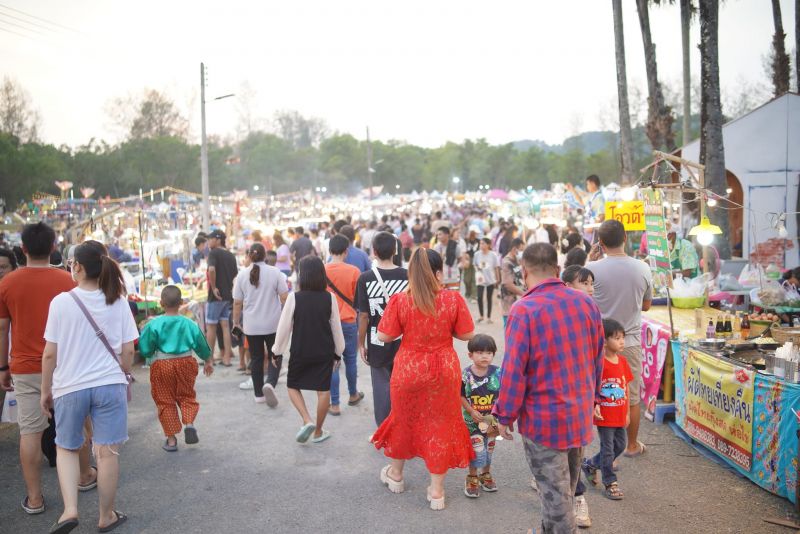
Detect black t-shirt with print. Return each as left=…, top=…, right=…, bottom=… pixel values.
left=355, top=267, right=408, bottom=368
left=207, top=247, right=238, bottom=302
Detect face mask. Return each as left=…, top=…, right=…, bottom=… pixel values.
left=516, top=251, right=523, bottom=261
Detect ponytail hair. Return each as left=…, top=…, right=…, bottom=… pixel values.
left=407, top=248, right=443, bottom=317
left=74, top=240, right=125, bottom=305
left=248, top=242, right=267, bottom=288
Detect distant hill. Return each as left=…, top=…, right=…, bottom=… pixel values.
left=512, top=130, right=617, bottom=155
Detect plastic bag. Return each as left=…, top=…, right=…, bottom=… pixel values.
left=738, top=264, right=765, bottom=288
left=671, top=274, right=709, bottom=298
left=718, top=274, right=744, bottom=292
left=754, top=280, right=787, bottom=307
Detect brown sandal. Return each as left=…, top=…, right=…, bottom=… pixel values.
left=605, top=481, right=624, bottom=500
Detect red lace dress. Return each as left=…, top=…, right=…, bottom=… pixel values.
left=371, top=290, right=475, bottom=474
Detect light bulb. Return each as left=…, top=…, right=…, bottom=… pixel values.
left=778, top=224, right=788, bottom=238
left=707, top=198, right=717, bottom=207
left=697, top=231, right=714, bottom=246
left=620, top=186, right=637, bottom=202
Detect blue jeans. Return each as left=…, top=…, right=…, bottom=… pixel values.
left=330, top=321, right=358, bottom=406
left=587, top=426, right=627, bottom=486
left=469, top=433, right=496, bottom=469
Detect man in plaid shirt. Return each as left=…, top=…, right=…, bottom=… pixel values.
left=495, top=243, right=604, bottom=534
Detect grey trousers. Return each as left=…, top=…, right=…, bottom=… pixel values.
left=523, top=437, right=583, bottom=534
left=370, top=364, right=392, bottom=427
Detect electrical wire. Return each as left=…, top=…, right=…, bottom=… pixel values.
left=0, top=14, right=46, bottom=35
left=0, top=3, right=80, bottom=33
left=0, top=19, right=36, bottom=39
left=0, top=10, right=57, bottom=33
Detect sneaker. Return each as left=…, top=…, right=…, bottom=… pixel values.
left=574, top=495, right=591, bottom=528
left=487, top=318, right=494, bottom=325
left=254, top=396, right=267, bottom=404
left=479, top=472, right=497, bottom=492
left=530, top=477, right=538, bottom=493
left=262, top=383, right=278, bottom=408
left=464, top=475, right=480, bottom=498
left=476, top=317, right=484, bottom=323
left=239, top=377, right=253, bottom=390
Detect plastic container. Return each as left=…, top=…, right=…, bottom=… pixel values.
left=766, top=263, right=781, bottom=281
left=671, top=296, right=707, bottom=309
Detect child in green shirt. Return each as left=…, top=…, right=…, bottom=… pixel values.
left=139, top=286, right=213, bottom=451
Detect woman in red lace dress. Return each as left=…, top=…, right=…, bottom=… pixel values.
left=372, top=248, right=475, bottom=510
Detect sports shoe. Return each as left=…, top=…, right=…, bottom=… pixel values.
left=574, top=495, right=591, bottom=528
left=254, top=396, right=266, bottom=404
left=262, top=383, right=278, bottom=408
left=479, top=472, right=497, bottom=492
left=239, top=377, right=253, bottom=390
left=464, top=475, right=480, bottom=498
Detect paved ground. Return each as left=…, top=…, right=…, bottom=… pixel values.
left=1, top=299, right=798, bottom=533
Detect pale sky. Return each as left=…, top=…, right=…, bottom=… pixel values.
left=0, top=0, right=795, bottom=148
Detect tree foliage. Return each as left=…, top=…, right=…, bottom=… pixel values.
left=0, top=76, right=41, bottom=143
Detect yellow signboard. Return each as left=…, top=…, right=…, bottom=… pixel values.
left=605, top=201, right=645, bottom=231
left=684, top=348, right=755, bottom=470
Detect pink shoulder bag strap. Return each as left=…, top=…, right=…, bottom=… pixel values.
left=68, top=290, right=134, bottom=401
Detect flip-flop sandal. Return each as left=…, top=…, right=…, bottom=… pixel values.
left=98, top=511, right=127, bottom=533
left=162, top=439, right=178, bottom=452
left=311, top=429, right=332, bottom=443
left=49, top=518, right=78, bottom=534
left=623, top=440, right=647, bottom=458
left=78, top=466, right=98, bottom=492
left=221, top=362, right=233, bottom=367
left=347, top=391, right=365, bottom=406
left=21, top=495, right=45, bottom=514
left=295, top=423, right=315, bottom=443
left=184, top=426, right=199, bottom=445
left=328, top=407, right=341, bottom=416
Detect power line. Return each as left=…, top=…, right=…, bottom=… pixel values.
left=0, top=14, right=47, bottom=36
left=0, top=21, right=34, bottom=40
left=0, top=9, right=58, bottom=33
left=0, top=3, right=79, bottom=33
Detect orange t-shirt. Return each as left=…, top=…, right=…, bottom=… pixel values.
left=325, top=262, right=360, bottom=323
left=0, top=267, right=76, bottom=374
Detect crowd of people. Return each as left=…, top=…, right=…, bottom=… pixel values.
left=0, top=173, right=660, bottom=534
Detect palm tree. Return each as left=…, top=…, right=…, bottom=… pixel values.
left=770, top=0, right=791, bottom=96
left=680, top=0, right=694, bottom=145
left=699, top=0, right=730, bottom=258
left=612, top=0, right=635, bottom=185
left=636, top=0, right=676, bottom=152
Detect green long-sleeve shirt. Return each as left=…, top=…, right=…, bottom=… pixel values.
left=139, top=315, right=212, bottom=361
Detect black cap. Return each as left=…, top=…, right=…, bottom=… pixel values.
left=207, top=229, right=226, bottom=240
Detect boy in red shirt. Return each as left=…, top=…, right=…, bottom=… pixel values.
left=582, top=318, right=633, bottom=500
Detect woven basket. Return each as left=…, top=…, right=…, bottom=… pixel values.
left=749, top=320, right=772, bottom=337
left=770, top=325, right=800, bottom=344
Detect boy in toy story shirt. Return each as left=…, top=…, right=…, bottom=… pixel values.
left=460, top=334, right=502, bottom=499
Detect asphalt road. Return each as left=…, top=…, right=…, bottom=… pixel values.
left=1, top=299, right=797, bottom=533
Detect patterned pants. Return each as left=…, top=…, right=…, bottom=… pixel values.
left=523, top=437, right=583, bottom=534
left=150, top=357, right=200, bottom=437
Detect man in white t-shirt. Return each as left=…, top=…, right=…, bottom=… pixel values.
left=433, top=226, right=466, bottom=291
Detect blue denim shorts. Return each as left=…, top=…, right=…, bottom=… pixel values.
left=54, top=384, right=128, bottom=450
left=206, top=300, right=232, bottom=324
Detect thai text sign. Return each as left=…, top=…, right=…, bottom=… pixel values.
left=684, top=348, right=754, bottom=470
left=643, top=189, right=672, bottom=289
left=641, top=319, right=670, bottom=421
left=605, top=201, right=645, bottom=231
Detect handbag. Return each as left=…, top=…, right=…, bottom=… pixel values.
left=68, top=291, right=135, bottom=401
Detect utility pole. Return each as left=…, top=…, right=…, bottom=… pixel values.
left=366, top=126, right=373, bottom=200
left=200, top=62, right=210, bottom=231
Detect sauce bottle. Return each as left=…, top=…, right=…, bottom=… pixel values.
left=715, top=315, right=725, bottom=337
left=740, top=314, right=750, bottom=339
left=724, top=315, right=733, bottom=339
left=706, top=319, right=716, bottom=339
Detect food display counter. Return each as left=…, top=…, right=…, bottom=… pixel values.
left=643, top=305, right=800, bottom=505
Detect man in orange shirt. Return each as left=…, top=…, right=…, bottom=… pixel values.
left=0, top=223, right=96, bottom=516
left=325, top=234, right=364, bottom=416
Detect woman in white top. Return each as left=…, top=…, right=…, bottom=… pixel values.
left=41, top=240, right=138, bottom=533
left=233, top=243, right=289, bottom=406
left=472, top=237, right=501, bottom=324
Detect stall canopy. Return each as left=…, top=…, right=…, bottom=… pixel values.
left=679, top=93, right=800, bottom=268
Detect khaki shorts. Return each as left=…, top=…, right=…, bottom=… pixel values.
left=622, top=345, right=642, bottom=406
left=12, top=373, right=50, bottom=435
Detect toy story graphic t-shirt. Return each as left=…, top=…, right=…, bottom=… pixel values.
left=461, top=365, right=501, bottom=435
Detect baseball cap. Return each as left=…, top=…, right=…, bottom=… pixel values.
left=207, top=229, right=226, bottom=240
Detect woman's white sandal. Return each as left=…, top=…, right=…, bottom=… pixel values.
left=380, top=465, right=404, bottom=493
left=426, top=487, right=445, bottom=511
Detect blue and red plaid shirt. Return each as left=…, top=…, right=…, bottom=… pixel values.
left=494, top=278, right=605, bottom=449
